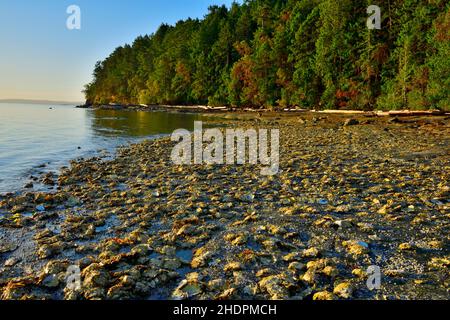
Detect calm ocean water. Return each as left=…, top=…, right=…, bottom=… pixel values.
left=0, top=103, right=201, bottom=194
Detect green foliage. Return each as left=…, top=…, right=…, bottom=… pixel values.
left=84, top=0, right=449, bottom=111
left=426, top=5, right=450, bottom=111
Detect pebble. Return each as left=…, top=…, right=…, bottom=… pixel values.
left=333, top=282, right=353, bottom=299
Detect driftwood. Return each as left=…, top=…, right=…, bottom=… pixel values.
left=384, top=110, right=447, bottom=117
left=159, top=105, right=228, bottom=110
left=315, top=110, right=448, bottom=117
left=315, top=110, right=366, bottom=114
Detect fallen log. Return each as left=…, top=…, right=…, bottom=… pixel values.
left=385, top=110, right=446, bottom=117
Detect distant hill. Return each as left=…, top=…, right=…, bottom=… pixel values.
left=0, top=99, right=83, bottom=106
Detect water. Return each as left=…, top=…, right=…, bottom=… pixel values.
left=0, top=103, right=202, bottom=194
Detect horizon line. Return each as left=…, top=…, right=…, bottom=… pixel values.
left=0, top=98, right=84, bottom=105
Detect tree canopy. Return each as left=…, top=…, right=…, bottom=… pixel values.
left=84, top=0, right=449, bottom=111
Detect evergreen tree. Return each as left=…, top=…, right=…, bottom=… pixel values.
left=84, top=0, right=449, bottom=111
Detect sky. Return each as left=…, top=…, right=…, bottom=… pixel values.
left=0, top=0, right=239, bottom=103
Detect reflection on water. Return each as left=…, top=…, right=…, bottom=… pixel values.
left=0, top=103, right=202, bottom=194
left=88, top=109, right=201, bottom=137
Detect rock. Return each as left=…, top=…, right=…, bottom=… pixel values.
left=0, top=114, right=448, bottom=300
left=313, top=291, right=335, bottom=300
left=232, top=235, right=248, bottom=246
left=266, top=224, right=287, bottom=235
left=281, top=206, right=302, bottom=215
left=131, top=244, right=151, bottom=256
left=283, top=252, right=302, bottom=262
left=224, top=261, right=243, bottom=272
left=185, top=272, right=202, bottom=282
left=243, top=284, right=259, bottom=296
left=84, top=224, right=96, bottom=237
left=120, top=275, right=135, bottom=287
left=172, top=279, right=203, bottom=299
left=66, top=197, right=81, bottom=207
left=217, top=288, right=237, bottom=299
left=322, top=265, right=339, bottom=277
left=333, top=282, right=353, bottom=299
left=301, top=269, right=316, bottom=284
left=41, top=274, right=60, bottom=288
left=163, top=258, right=182, bottom=270
left=344, top=119, right=360, bottom=126
left=290, top=287, right=314, bottom=300
left=306, top=259, right=324, bottom=270
left=377, top=205, right=389, bottom=215
left=82, top=264, right=109, bottom=288
left=428, top=257, right=450, bottom=269
left=335, top=204, right=352, bottom=213
left=233, top=271, right=247, bottom=285
left=288, top=262, right=305, bottom=272
left=427, top=240, right=444, bottom=249
left=37, top=245, right=57, bottom=259
left=191, top=247, right=212, bottom=268
left=208, top=279, right=225, bottom=291
left=256, top=268, right=275, bottom=278
left=388, top=117, right=401, bottom=124
left=24, top=182, right=34, bottom=189
left=258, top=275, right=289, bottom=299
left=352, top=268, right=366, bottom=279
left=83, top=287, right=106, bottom=300
left=357, top=222, right=374, bottom=232
left=4, top=257, right=21, bottom=267
left=385, top=270, right=406, bottom=277
left=64, top=288, right=80, bottom=300
left=78, top=256, right=95, bottom=269
left=175, top=224, right=196, bottom=236
left=107, top=284, right=132, bottom=299
left=11, top=205, right=26, bottom=214
left=398, top=243, right=415, bottom=251
left=135, top=281, right=152, bottom=296
left=342, top=240, right=370, bottom=255
left=161, top=246, right=177, bottom=256
left=335, top=220, right=353, bottom=228
left=302, top=247, right=320, bottom=258
left=42, top=173, right=56, bottom=186
left=43, top=260, right=68, bottom=275
left=1, top=280, right=31, bottom=300
left=224, top=233, right=248, bottom=246
left=240, top=193, right=255, bottom=203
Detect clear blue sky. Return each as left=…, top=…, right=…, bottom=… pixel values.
left=0, top=0, right=239, bottom=102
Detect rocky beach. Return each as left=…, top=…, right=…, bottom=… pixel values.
left=0, top=112, right=449, bottom=300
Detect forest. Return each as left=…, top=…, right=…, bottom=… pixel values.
left=84, top=0, right=449, bottom=111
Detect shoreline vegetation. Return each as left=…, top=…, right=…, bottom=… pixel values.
left=0, top=112, right=449, bottom=300
left=83, top=0, right=450, bottom=112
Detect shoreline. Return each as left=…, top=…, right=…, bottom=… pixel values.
left=77, top=103, right=450, bottom=117
left=0, top=112, right=449, bottom=300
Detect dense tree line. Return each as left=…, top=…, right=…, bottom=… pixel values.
left=84, top=0, right=449, bottom=111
